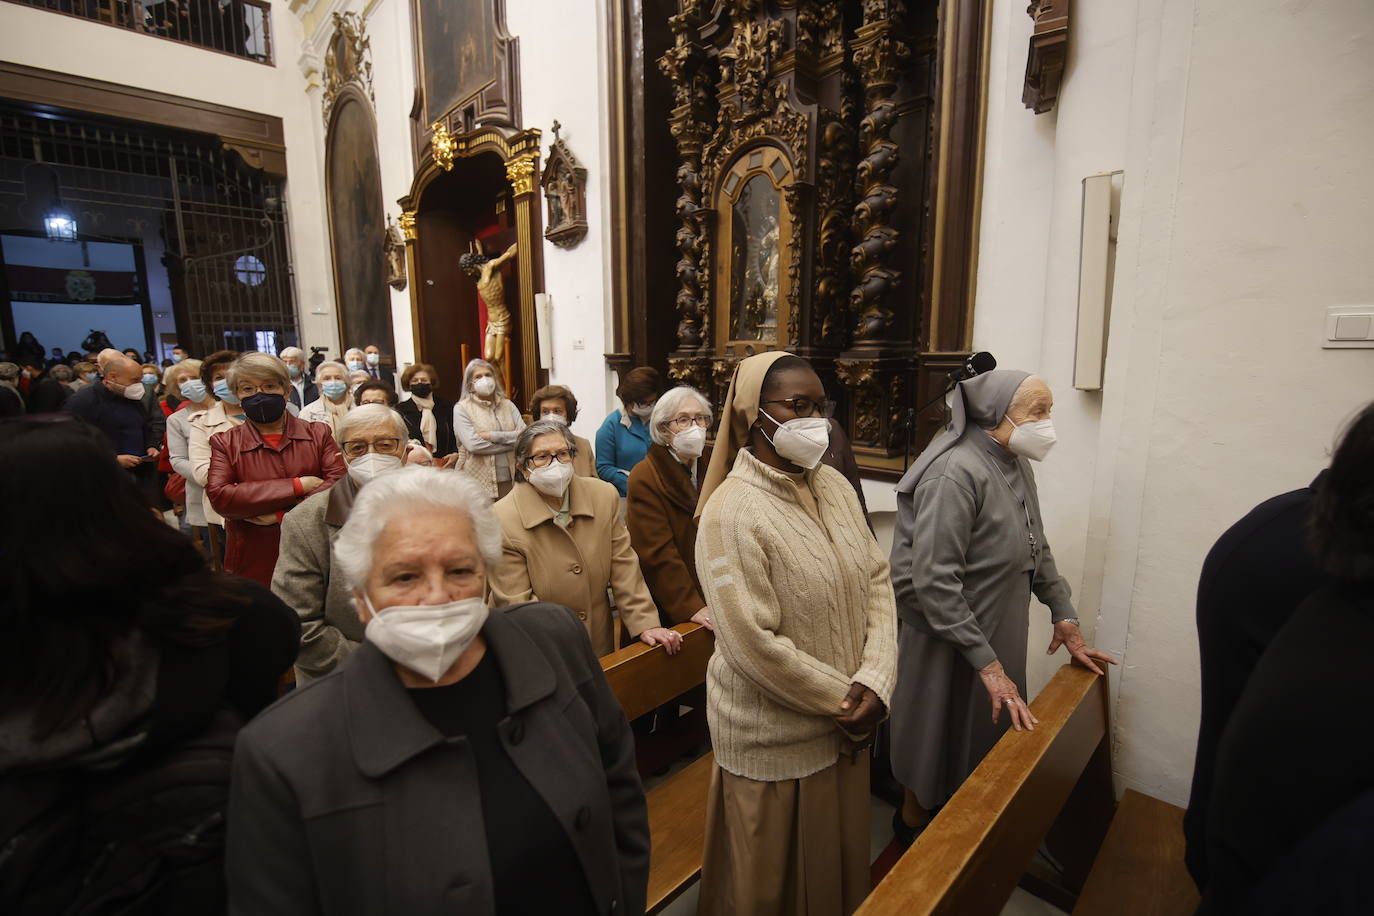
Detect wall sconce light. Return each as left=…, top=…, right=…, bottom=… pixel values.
left=44, top=202, right=77, bottom=242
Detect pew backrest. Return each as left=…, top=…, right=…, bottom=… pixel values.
left=858, top=665, right=1111, bottom=916
left=600, top=621, right=713, bottom=720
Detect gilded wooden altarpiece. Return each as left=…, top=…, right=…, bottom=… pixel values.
left=645, top=0, right=991, bottom=474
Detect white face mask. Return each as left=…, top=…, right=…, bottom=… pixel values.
left=631, top=402, right=654, bottom=419
left=527, top=459, right=574, bottom=498
left=759, top=409, right=830, bottom=470
left=473, top=376, right=496, bottom=397
left=122, top=381, right=146, bottom=401
left=362, top=592, right=489, bottom=683
left=347, top=452, right=403, bottom=487
left=672, top=425, right=706, bottom=459
left=540, top=412, right=568, bottom=425
left=366, top=352, right=380, bottom=366
left=1006, top=414, right=1057, bottom=461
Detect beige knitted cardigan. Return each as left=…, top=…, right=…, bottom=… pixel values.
left=696, top=447, right=898, bottom=782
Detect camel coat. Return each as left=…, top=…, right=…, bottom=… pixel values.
left=490, top=475, right=660, bottom=657
left=626, top=442, right=712, bottom=625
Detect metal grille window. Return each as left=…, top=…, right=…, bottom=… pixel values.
left=5, top=0, right=274, bottom=65
left=0, top=105, right=298, bottom=359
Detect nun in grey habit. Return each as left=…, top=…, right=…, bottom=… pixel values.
left=887, top=370, right=1115, bottom=823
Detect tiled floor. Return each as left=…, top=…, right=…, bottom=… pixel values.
left=659, top=793, right=1067, bottom=916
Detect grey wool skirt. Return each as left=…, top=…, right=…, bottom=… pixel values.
left=888, top=611, right=1028, bottom=810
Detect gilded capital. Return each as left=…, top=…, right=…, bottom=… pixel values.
left=398, top=210, right=418, bottom=241
left=505, top=152, right=539, bottom=196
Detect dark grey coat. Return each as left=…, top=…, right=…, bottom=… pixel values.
left=226, top=602, right=649, bottom=916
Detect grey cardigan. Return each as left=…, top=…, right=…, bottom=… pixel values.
left=270, top=480, right=364, bottom=682
left=227, top=602, right=650, bottom=916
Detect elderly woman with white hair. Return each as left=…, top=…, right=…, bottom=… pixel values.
left=300, top=360, right=352, bottom=438
left=490, top=418, right=682, bottom=657
left=452, top=358, right=525, bottom=499
left=627, top=385, right=715, bottom=630
left=227, top=467, right=651, bottom=915
left=206, top=352, right=346, bottom=586
left=271, top=404, right=411, bottom=683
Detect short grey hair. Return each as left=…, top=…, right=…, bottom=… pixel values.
left=344, top=348, right=365, bottom=362
left=649, top=386, right=713, bottom=447
left=461, top=358, right=506, bottom=401
left=51, top=364, right=74, bottom=383
left=334, top=466, right=502, bottom=589
left=337, top=403, right=407, bottom=444
left=314, top=360, right=347, bottom=380
left=226, top=352, right=290, bottom=393
left=279, top=346, right=305, bottom=362
left=513, top=418, right=577, bottom=479
left=0, top=362, right=21, bottom=382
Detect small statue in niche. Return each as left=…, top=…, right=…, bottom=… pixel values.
left=541, top=121, right=589, bottom=249
left=460, top=242, right=519, bottom=375
left=384, top=215, right=407, bottom=291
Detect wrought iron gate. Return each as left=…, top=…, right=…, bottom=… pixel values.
left=0, top=103, right=298, bottom=357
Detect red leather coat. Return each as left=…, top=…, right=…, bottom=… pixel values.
left=207, top=414, right=346, bottom=586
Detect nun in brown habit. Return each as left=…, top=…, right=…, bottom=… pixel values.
left=887, top=370, right=1116, bottom=838
left=694, top=352, right=897, bottom=915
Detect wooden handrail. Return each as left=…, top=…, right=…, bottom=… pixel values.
left=857, top=665, right=1111, bottom=916
left=600, top=622, right=713, bottom=721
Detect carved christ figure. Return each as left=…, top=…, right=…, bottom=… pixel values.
left=459, top=242, right=519, bottom=373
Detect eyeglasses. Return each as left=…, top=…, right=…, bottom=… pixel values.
left=341, top=437, right=403, bottom=458
left=666, top=414, right=711, bottom=431
left=527, top=448, right=576, bottom=468
left=236, top=382, right=285, bottom=398
left=760, top=397, right=835, bottom=419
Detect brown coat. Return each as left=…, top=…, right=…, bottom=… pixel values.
left=490, top=475, right=660, bottom=656
left=626, top=442, right=712, bottom=625
left=572, top=433, right=597, bottom=479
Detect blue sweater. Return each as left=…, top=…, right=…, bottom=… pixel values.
left=594, top=410, right=652, bottom=496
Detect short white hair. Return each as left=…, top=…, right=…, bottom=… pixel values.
left=279, top=346, right=305, bottom=361
left=337, top=403, right=407, bottom=443
left=334, top=467, right=502, bottom=589
left=314, top=360, right=347, bottom=379
left=344, top=348, right=365, bottom=361
left=649, top=386, right=713, bottom=446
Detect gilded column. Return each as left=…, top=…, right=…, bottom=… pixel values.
left=505, top=150, right=541, bottom=404
left=398, top=210, right=423, bottom=363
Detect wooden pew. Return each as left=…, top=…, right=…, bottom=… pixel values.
left=857, top=664, right=1198, bottom=916
left=601, top=621, right=715, bottom=914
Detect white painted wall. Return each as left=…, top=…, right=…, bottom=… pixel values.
left=973, top=0, right=1374, bottom=805
left=0, top=2, right=339, bottom=357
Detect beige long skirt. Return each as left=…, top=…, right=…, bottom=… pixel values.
left=697, top=750, right=870, bottom=916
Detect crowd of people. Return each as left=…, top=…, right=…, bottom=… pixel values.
left=1, top=334, right=1370, bottom=915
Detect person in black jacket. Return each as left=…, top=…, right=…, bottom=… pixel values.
left=1200, top=401, right=1374, bottom=914
left=0, top=415, right=300, bottom=914
left=1184, top=472, right=1327, bottom=887
left=227, top=467, right=648, bottom=916
left=396, top=362, right=457, bottom=462
left=24, top=363, right=72, bottom=414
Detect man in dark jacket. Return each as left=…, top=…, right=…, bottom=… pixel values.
left=25, top=363, right=72, bottom=414
left=64, top=351, right=161, bottom=504
left=1184, top=473, right=1326, bottom=889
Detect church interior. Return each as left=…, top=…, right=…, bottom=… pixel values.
left=2, top=0, right=1372, bottom=913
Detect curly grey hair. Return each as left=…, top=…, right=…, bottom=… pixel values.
left=334, top=466, right=502, bottom=590
left=513, top=418, right=578, bottom=479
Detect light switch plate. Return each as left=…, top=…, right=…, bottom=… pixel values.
left=1324, top=306, right=1374, bottom=349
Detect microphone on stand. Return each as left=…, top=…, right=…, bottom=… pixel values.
left=903, top=352, right=998, bottom=467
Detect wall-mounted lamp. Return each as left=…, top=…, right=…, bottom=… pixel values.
left=44, top=203, right=77, bottom=242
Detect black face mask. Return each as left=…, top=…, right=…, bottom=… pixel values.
left=241, top=392, right=287, bottom=424
left=410, top=383, right=432, bottom=398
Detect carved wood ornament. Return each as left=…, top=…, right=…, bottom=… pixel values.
left=653, top=0, right=989, bottom=473
left=322, top=11, right=373, bottom=128
left=541, top=121, right=588, bottom=249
